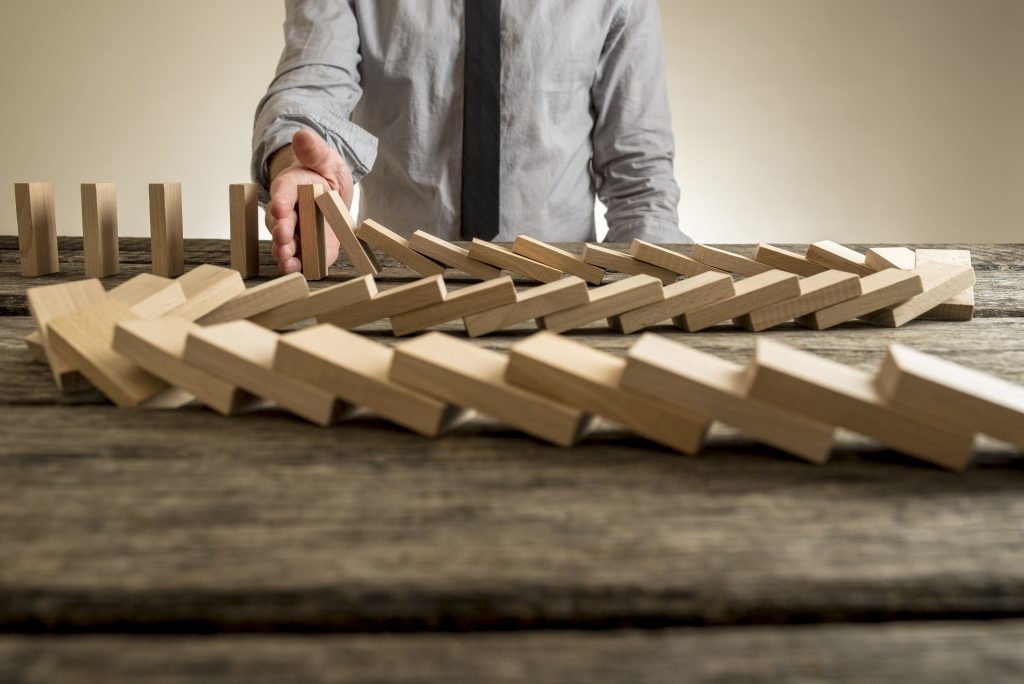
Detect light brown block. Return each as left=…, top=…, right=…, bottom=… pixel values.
left=81, top=183, right=119, bottom=278
left=149, top=183, right=184, bottom=278
left=745, top=338, right=976, bottom=470
left=316, top=190, right=381, bottom=276
left=676, top=270, right=800, bottom=332
left=690, top=244, right=771, bottom=277
left=865, top=247, right=915, bottom=272
left=608, top=272, right=735, bottom=334
left=26, top=279, right=106, bottom=389
left=468, top=239, right=563, bottom=283
left=512, top=235, right=605, bottom=285
left=916, top=249, right=975, bottom=321
left=734, top=270, right=862, bottom=332
left=539, top=274, right=663, bottom=334
left=24, top=331, right=46, bottom=363
left=198, top=273, right=310, bottom=325
left=229, top=183, right=259, bottom=278
left=275, top=325, right=467, bottom=437
left=390, top=277, right=517, bottom=337
left=165, top=264, right=246, bottom=322
left=355, top=219, right=446, bottom=276
left=108, top=273, right=187, bottom=318
left=876, top=344, right=1024, bottom=451
left=805, top=240, right=874, bottom=276
left=463, top=277, right=589, bottom=337
left=795, top=270, right=923, bottom=330
left=390, top=332, right=590, bottom=446
left=754, top=244, right=826, bottom=277
left=507, top=332, right=709, bottom=454
left=298, top=184, right=328, bottom=280
left=249, top=275, right=377, bottom=330
left=629, top=240, right=725, bottom=277
left=15, top=181, right=59, bottom=277
left=318, top=275, right=447, bottom=329
left=409, top=231, right=501, bottom=280
left=859, top=262, right=975, bottom=328
left=582, top=244, right=677, bottom=285
left=622, top=335, right=835, bottom=463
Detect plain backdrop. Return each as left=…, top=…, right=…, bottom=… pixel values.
left=1, top=0, right=1021, bottom=244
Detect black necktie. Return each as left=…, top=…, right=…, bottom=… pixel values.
left=460, top=0, right=502, bottom=241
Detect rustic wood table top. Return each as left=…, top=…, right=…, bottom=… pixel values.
left=2, top=236, right=1023, bottom=682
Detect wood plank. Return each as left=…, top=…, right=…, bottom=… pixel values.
left=81, top=182, right=119, bottom=278
left=316, top=190, right=381, bottom=276
left=805, top=240, right=874, bottom=276
left=608, top=272, right=735, bottom=334
left=463, top=277, right=589, bottom=337
left=754, top=244, right=826, bottom=277
left=298, top=184, right=328, bottom=281
left=691, top=244, right=772, bottom=277
left=14, top=181, right=59, bottom=277
left=734, top=271, right=862, bottom=332
left=859, top=262, right=975, bottom=328
left=107, top=274, right=184, bottom=317
left=229, top=183, right=259, bottom=278
left=355, top=220, right=446, bottom=276
left=148, top=183, right=184, bottom=278
left=248, top=275, right=377, bottom=330
left=25, top=279, right=106, bottom=389
left=198, top=273, right=310, bottom=325
left=539, top=275, right=663, bottom=334
left=796, top=270, right=924, bottom=330
left=318, top=276, right=447, bottom=329
left=390, top=277, right=516, bottom=337
left=512, top=236, right=605, bottom=284
left=676, top=270, right=800, bottom=332
left=916, top=248, right=975, bottom=321
left=468, top=239, right=563, bottom=283
left=866, top=247, right=915, bottom=271
left=164, top=265, right=246, bottom=323
left=582, top=244, right=677, bottom=285
left=409, top=231, right=501, bottom=281
left=629, top=240, right=725, bottom=277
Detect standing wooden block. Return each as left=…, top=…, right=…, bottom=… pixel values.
left=81, top=183, right=119, bottom=278
left=298, top=184, right=328, bottom=280
left=276, top=326, right=467, bottom=437
left=630, top=240, right=725, bottom=277
left=608, top=272, right=735, bottom=334
left=15, top=181, right=59, bottom=277
left=198, top=273, right=309, bottom=325
left=916, top=249, right=975, bottom=321
left=390, top=332, right=590, bottom=447
left=512, top=235, right=605, bottom=285
left=316, top=190, right=381, bottom=276
left=148, top=183, right=184, bottom=278
left=390, top=277, right=517, bottom=337
left=754, top=244, right=826, bottom=277
left=409, top=231, right=501, bottom=280
left=865, top=247, right=915, bottom=271
left=468, top=239, right=564, bottom=283
left=355, top=219, right=446, bottom=276
left=463, top=277, right=589, bottom=337
left=26, top=279, right=106, bottom=389
left=229, top=183, right=259, bottom=278
left=734, top=271, right=862, bottom=332
left=538, top=274, right=663, bottom=334
left=859, top=262, right=975, bottom=328
left=622, top=335, right=835, bottom=464
left=165, top=264, right=246, bottom=322
left=690, top=244, right=772, bottom=277
left=675, top=270, right=800, bottom=333
left=805, top=240, right=874, bottom=276
left=506, top=331, right=709, bottom=454
left=876, top=344, right=1024, bottom=451
left=249, top=275, right=377, bottom=330
left=795, top=270, right=923, bottom=330
left=582, top=244, right=677, bottom=285
left=745, top=338, right=975, bottom=470
left=319, top=276, right=447, bottom=329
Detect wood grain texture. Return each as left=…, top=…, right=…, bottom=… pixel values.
left=298, top=184, right=327, bottom=281
left=316, top=190, right=380, bottom=277
left=164, top=264, right=245, bottom=323
left=754, top=244, right=827, bottom=277
left=463, top=277, right=589, bottom=337
left=691, top=244, right=773, bottom=277
left=25, top=279, right=106, bottom=389
left=539, top=274, right=663, bottom=334
left=806, top=241, right=874, bottom=277
left=199, top=273, right=310, bottom=326
left=866, top=247, right=916, bottom=271
left=409, top=231, right=501, bottom=281
left=468, top=239, right=563, bottom=283
left=859, top=262, right=975, bottom=328
left=248, top=275, right=377, bottom=330
left=734, top=270, right=863, bottom=332
left=81, top=183, right=119, bottom=278
left=630, top=240, right=725, bottom=277
left=229, top=183, right=259, bottom=278
left=15, top=182, right=59, bottom=277
left=608, top=272, right=735, bottom=334
left=148, top=183, right=184, bottom=278
left=512, top=236, right=605, bottom=284
left=677, top=270, right=800, bottom=332
left=796, top=270, right=924, bottom=331
left=356, top=220, right=446, bottom=277
left=318, top=275, right=447, bottom=329
left=582, top=244, right=677, bottom=285
left=390, top=277, right=516, bottom=337
left=916, top=249, right=975, bottom=321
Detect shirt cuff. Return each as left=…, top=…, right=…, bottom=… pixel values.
left=604, top=218, right=693, bottom=245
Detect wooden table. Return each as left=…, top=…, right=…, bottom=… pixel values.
left=2, top=237, right=1023, bottom=682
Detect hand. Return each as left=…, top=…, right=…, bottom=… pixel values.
left=266, top=129, right=355, bottom=274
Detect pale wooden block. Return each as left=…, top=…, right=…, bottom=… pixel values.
left=15, top=181, right=59, bottom=277
left=539, top=274, right=663, bottom=334
left=298, top=184, right=328, bottom=280
left=229, top=183, right=259, bottom=278
left=409, top=231, right=501, bottom=281
left=629, top=240, right=725, bottom=277
left=184, top=321, right=346, bottom=426
left=916, top=249, right=975, bottom=321
left=148, top=183, right=184, bottom=278
left=355, top=219, right=446, bottom=276
left=316, top=190, right=381, bottom=276
left=746, top=338, right=975, bottom=470
left=859, top=262, right=975, bottom=328
left=734, top=270, right=862, bottom=332
left=165, top=264, right=246, bottom=322
left=249, top=275, right=377, bottom=330
left=876, top=344, right=1024, bottom=451
left=468, top=239, right=563, bottom=283
left=512, top=235, right=605, bottom=285
left=582, top=244, right=677, bottom=285
left=507, top=331, right=709, bottom=454
left=108, top=273, right=187, bottom=318
left=24, top=331, right=47, bottom=363
left=391, top=332, right=590, bottom=446
left=805, top=240, right=874, bottom=276
left=865, top=247, right=915, bottom=271
left=198, top=273, right=310, bottom=325
left=622, top=334, right=835, bottom=464
left=390, top=277, right=517, bottom=337
left=754, top=244, right=826, bottom=277
left=81, top=183, right=119, bottom=278
left=690, top=244, right=772, bottom=277
left=795, top=269, right=924, bottom=330
left=275, top=325, right=468, bottom=437
left=608, top=272, right=735, bottom=334
left=463, top=277, right=589, bottom=337
left=26, top=279, right=106, bottom=389
left=319, top=275, right=447, bottom=329
left=676, top=270, right=800, bottom=333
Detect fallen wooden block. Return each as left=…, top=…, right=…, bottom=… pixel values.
left=319, top=275, right=447, bottom=329
left=316, top=190, right=381, bottom=276
left=468, top=239, right=563, bottom=283
left=249, top=275, right=377, bottom=330
left=795, top=269, right=923, bottom=331
left=198, top=273, right=310, bottom=325
left=355, top=219, right=446, bottom=276
left=690, top=244, right=772, bottom=277
left=81, top=183, right=119, bottom=278
left=539, top=274, right=663, bottom=334
left=149, top=183, right=184, bottom=278
left=865, top=247, right=915, bottom=271
left=629, top=240, right=724, bottom=277
left=859, top=261, right=975, bottom=328
left=805, top=240, right=874, bottom=276
left=734, top=270, right=862, bottom=332
left=506, top=331, right=709, bottom=454
left=608, top=272, right=735, bottom=334
left=298, top=184, right=328, bottom=280
left=745, top=338, right=975, bottom=470
left=229, top=183, right=259, bottom=278
left=390, top=277, right=517, bottom=337
left=391, top=332, right=591, bottom=447
left=107, top=273, right=186, bottom=317
left=463, top=277, right=589, bottom=337
left=916, top=249, right=974, bottom=321
left=621, top=335, right=835, bottom=463
left=276, top=325, right=467, bottom=437
left=582, top=244, right=677, bottom=285
left=165, top=264, right=246, bottom=322
left=754, top=244, right=826, bottom=277
left=26, top=279, right=106, bottom=389
left=876, top=344, right=1024, bottom=451
left=512, top=235, right=605, bottom=285
left=409, top=231, right=501, bottom=280
left=675, top=270, right=800, bottom=332
left=15, top=181, right=59, bottom=277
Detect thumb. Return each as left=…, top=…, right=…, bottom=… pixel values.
left=292, top=129, right=341, bottom=176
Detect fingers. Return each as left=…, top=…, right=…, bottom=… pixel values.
left=292, top=129, right=337, bottom=177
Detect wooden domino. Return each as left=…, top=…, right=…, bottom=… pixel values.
left=916, top=249, right=974, bottom=321
left=81, top=183, right=119, bottom=278
left=165, top=265, right=246, bottom=322
left=506, top=331, right=709, bottom=454
left=865, top=247, right=915, bottom=271
left=316, top=190, right=381, bottom=276
left=539, top=274, right=663, bottom=334
left=468, top=239, right=563, bottom=283
left=608, top=272, right=735, bottom=334
left=675, top=270, right=800, bottom=332
left=318, top=275, right=447, bottom=329
left=390, top=332, right=591, bottom=446
left=390, top=277, right=516, bottom=337
left=26, top=279, right=106, bottom=389
left=248, top=275, right=377, bottom=330
left=409, top=231, right=501, bottom=280
left=582, top=244, right=677, bottom=285
left=754, top=244, right=826, bottom=277
left=463, top=277, right=589, bottom=337
left=859, top=261, right=975, bottom=328
left=198, top=273, right=310, bottom=325
left=298, top=184, right=328, bottom=280
left=15, top=181, right=59, bottom=277
left=734, top=270, right=862, bottom=332
left=805, top=240, right=874, bottom=276
left=629, top=240, right=725, bottom=277
left=229, top=183, right=259, bottom=278
left=512, top=235, right=605, bottom=285
left=149, top=183, right=185, bottom=278
left=690, top=244, right=772, bottom=277
left=355, top=219, right=446, bottom=276
left=795, top=269, right=923, bottom=330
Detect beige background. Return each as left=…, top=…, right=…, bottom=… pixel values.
left=1, top=0, right=1021, bottom=244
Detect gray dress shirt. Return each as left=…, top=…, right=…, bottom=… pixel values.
left=252, top=0, right=689, bottom=243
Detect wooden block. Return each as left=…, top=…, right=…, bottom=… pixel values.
left=608, top=272, right=735, bottom=334
left=468, top=239, right=563, bottom=283
left=621, top=334, right=835, bottom=463
left=539, top=274, right=663, bottom=334
left=316, top=190, right=381, bottom=276
left=24, top=331, right=46, bottom=363
left=15, top=181, right=59, bottom=277
left=26, top=279, right=106, bottom=389
left=148, top=183, right=184, bottom=278
left=876, top=343, right=1024, bottom=451
left=409, top=231, right=501, bottom=280
left=165, top=264, right=246, bottom=322
left=81, top=183, right=119, bottom=278
left=916, top=249, right=975, bottom=321
left=690, top=244, right=772, bottom=277
left=734, top=270, right=862, bottom=332
left=506, top=331, right=709, bottom=454
left=355, top=219, right=446, bottom=276
left=676, top=270, right=800, bottom=332
left=865, top=247, right=915, bottom=272
left=859, top=262, right=975, bottom=328
left=754, top=244, right=826, bottom=277
left=512, top=235, right=605, bottom=285
left=198, top=273, right=310, bottom=325
left=229, top=183, right=259, bottom=278
left=390, top=277, right=517, bottom=337
left=275, top=325, right=467, bottom=437
left=390, top=332, right=591, bottom=447
left=184, top=321, right=346, bottom=426
left=298, top=184, right=328, bottom=280
left=629, top=240, right=725, bottom=277
left=745, top=338, right=975, bottom=471
left=318, top=275, right=447, bottom=329
left=463, top=277, right=589, bottom=337
left=795, top=270, right=923, bottom=331
left=582, top=244, right=677, bottom=285
left=249, top=275, right=377, bottom=330
left=805, top=240, right=874, bottom=276
left=107, top=273, right=187, bottom=318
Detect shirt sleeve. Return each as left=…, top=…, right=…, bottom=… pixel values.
left=590, top=0, right=689, bottom=244
left=251, top=0, right=379, bottom=203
